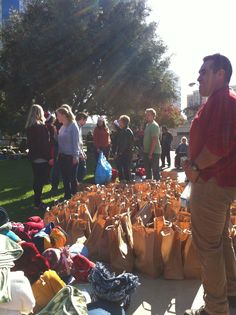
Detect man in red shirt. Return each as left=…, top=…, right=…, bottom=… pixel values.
left=184, top=54, right=236, bottom=315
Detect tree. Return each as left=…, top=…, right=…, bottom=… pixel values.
left=129, top=102, right=185, bottom=132
left=156, top=103, right=185, bottom=128
left=0, top=0, right=179, bottom=134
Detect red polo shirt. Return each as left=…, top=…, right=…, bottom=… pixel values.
left=189, top=87, right=236, bottom=187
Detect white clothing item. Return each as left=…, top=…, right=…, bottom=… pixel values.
left=0, top=235, right=23, bottom=303
left=0, top=271, right=35, bottom=315
left=77, top=122, right=86, bottom=158
left=0, top=235, right=23, bottom=268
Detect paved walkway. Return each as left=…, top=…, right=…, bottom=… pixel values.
left=127, top=274, right=235, bottom=315
left=127, top=275, right=202, bottom=315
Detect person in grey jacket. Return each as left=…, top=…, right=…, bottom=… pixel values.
left=56, top=105, right=80, bottom=200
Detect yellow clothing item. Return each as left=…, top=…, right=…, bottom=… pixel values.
left=50, top=227, right=67, bottom=249
left=31, top=269, right=65, bottom=313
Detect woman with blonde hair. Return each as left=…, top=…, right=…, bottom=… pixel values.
left=56, top=105, right=80, bottom=200
left=26, top=104, right=53, bottom=210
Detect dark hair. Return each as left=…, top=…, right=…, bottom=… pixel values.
left=203, top=53, right=232, bottom=83
left=76, top=112, right=88, bottom=121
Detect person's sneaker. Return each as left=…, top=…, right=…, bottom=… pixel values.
left=184, top=306, right=210, bottom=315
left=228, top=295, right=236, bottom=308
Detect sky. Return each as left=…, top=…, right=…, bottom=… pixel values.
left=147, top=0, right=236, bottom=107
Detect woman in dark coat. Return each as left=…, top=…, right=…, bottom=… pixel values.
left=25, top=104, right=54, bottom=210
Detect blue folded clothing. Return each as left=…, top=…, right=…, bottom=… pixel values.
left=88, top=262, right=140, bottom=306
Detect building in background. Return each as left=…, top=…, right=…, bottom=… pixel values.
left=184, top=89, right=207, bottom=122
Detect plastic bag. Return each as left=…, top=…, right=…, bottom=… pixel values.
left=180, top=182, right=191, bottom=208
left=95, top=151, right=112, bottom=184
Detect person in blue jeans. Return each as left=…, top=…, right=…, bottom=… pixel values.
left=56, top=105, right=80, bottom=200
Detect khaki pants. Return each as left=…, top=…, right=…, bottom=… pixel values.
left=190, top=178, right=236, bottom=315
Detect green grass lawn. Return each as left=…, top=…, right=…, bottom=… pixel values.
left=0, top=155, right=97, bottom=222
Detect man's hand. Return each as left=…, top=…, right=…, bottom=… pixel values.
left=148, top=153, right=153, bottom=160
left=183, top=159, right=200, bottom=183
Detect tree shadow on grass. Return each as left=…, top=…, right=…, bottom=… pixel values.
left=0, top=185, right=31, bottom=201
left=2, top=196, right=43, bottom=222
left=0, top=185, right=65, bottom=222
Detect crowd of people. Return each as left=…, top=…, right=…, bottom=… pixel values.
left=5, top=52, right=236, bottom=315
left=25, top=103, right=190, bottom=210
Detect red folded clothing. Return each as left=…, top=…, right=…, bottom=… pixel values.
left=72, top=254, right=95, bottom=282
left=24, top=216, right=44, bottom=231
left=12, top=241, right=50, bottom=284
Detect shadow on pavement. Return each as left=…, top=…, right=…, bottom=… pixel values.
left=127, top=274, right=201, bottom=315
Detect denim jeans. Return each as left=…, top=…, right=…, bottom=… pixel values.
left=31, top=162, right=50, bottom=206
left=77, top=158, right=87, bottom=182
left=51, top=157, right=60, bottom=190
left=58, top=154, right=78, bottom=200
left=161, top=148, right=171, bottom=166
left=143, top=153, right=160, bottom=180
left=116, top=154, right=132, bottom=181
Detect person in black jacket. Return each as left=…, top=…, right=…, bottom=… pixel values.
left=114, top=115, right=134, bottom=181
left=25, top=104, right=54, bottom=210
left=161, top=126, right=173, bottom=168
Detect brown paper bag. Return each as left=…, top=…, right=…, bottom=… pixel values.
left=175, top=212, right=191, bottom=242
left=132, top=202, right=154, bottom=225
left=84, top=216, right=106, bottom=261
left=133, top=222, right=156, bottom=277
left=161, top=226, right=184, bottom=280
left=164, top=196, right=181, bottom=221
left=183, top=234, right=201, bottom=279
left=109, top=215, right=134, bottom=273
left=132, top=216, right=164, bottom=277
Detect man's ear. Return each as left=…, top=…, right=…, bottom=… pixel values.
left=217, top=68, right=225, bottom=81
